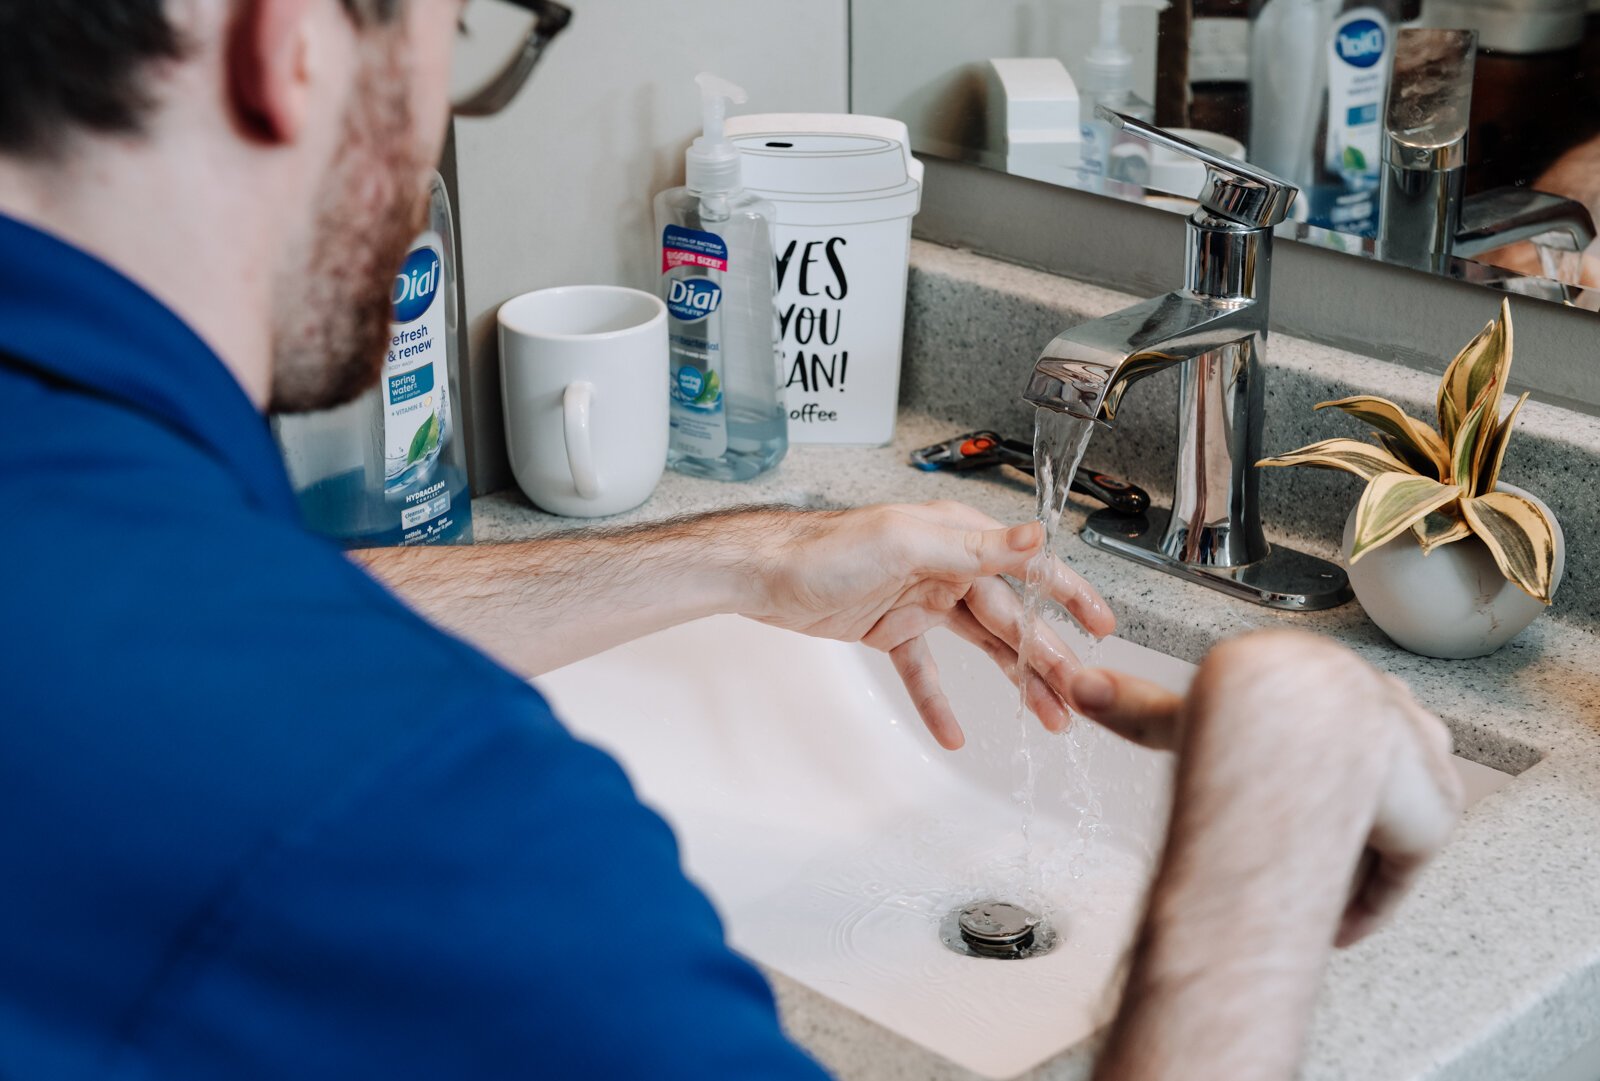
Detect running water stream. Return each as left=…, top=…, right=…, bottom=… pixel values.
left=1010, top=409, right=1102, bottom=912
left=784, top=408, right=1123, bottom=960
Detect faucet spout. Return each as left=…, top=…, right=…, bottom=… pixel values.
left=1025, top=292, right=1257, bottom=424
left=1027, top=287, right=1270, bottom=568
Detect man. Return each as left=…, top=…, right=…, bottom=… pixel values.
left=0, top=3, right=1462, bottom=1080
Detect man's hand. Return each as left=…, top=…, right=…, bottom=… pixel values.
left=1068, top=631, right=1464, bottom=948
left=1074, top=631, right=1465, bottom=1081
left=744, top=501, right=1115, bottom=751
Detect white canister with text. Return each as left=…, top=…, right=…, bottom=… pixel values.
left=726, top=114, right=922, bottom=446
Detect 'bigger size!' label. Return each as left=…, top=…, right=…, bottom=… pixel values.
left=661, top=224, right=728, bottom=272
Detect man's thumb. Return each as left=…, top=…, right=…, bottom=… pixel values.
left=1066, top=668, right=1185, bottom=751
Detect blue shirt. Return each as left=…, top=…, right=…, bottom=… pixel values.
left=0, top=212, right=827, bottom=1081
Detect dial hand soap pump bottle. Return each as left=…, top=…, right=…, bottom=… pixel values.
left=656, top=73, right=787, bottom=481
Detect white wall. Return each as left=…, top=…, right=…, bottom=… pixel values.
left=451, top=0, right=849, bottom=493
left=850, top=0, right=1160, bottom=163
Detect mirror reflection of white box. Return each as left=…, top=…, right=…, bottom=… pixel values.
left=727, top=115, right=922, bottom=446
left=982, top=58, right=1083, bottom=186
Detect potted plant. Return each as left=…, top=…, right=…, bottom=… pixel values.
left=1259, top=298, right=1564, bottom=658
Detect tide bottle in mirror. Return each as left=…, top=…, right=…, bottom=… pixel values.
left=1249, top=0, right=1399, bottom=238
left=272, top=172, right=473, bottom=547
left=655, top=73, right=787, bottom=481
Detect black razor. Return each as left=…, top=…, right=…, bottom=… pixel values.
left=909, top=430, right=1150, bottom=516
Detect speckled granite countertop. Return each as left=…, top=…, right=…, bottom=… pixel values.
left=472, top=242, right=1600, bottom=1081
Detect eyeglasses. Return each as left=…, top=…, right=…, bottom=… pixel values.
left=451, top=0, right=571, bottom=117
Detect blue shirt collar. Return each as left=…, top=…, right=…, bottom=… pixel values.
left=0, top=210, right=299, bottom=520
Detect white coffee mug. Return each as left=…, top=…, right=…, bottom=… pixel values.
left=499, top=285, right=668, bottom=518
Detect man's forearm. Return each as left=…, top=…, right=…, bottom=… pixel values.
left=1094, top=652, right=1392, bottom=1081
left=353, top=508, right=791, bottom=676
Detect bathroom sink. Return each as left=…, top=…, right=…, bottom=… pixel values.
left=538, top=614, right=1513, bottom=1079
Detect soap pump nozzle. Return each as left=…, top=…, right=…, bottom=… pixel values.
left=686, top=72, right=748, bottom=194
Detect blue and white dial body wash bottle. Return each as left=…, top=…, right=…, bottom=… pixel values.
left=273, top=171, right=473, bottom=547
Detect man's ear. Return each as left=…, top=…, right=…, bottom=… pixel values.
left=225, top=0, right=323, bottom=142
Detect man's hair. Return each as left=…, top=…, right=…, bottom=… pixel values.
left=0, top=1, right=403, bottom=157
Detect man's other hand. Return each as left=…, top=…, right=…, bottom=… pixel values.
left=1066, top=630, right=1465, bottom=948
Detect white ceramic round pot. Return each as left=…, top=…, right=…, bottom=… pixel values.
left=1341, top=483, right=1565, bottom=659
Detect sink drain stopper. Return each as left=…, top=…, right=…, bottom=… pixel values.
left=940, top=900, right=1058, bottom=959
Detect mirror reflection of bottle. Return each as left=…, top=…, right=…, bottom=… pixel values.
left=1080, top=0, right=1164, bottom=190
left=1248, top=0, right=1398, bottom=238
left=1188, top=1, right=1252, bottom=148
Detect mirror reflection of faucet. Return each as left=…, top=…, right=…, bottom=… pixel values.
left=1024, top=109, right=1353, bottom=611
left=1378, top=27, right=1597, bottom=295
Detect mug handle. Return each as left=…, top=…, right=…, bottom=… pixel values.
left=563, top=382, right=600, bottom=499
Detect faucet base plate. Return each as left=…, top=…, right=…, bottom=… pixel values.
left=1082, top=507, right=1353, bottom=611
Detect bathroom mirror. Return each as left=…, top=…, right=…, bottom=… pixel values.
left=850, top=0, right=1600, bottom=313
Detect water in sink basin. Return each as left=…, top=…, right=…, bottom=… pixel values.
left=538, top=614, right=1512, bottom=1079
left=540, top=612, right=1167, bottom=1077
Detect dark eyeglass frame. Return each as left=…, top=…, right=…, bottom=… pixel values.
left=453, top=0, right=572, bottom=117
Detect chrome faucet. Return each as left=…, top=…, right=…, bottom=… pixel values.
left=1025, top=110, right=1352, bottom=611
left=1379, top=28, right=1596, bottom=285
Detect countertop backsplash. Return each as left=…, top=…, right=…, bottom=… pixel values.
left=900, top=240, right=1600, bottom=630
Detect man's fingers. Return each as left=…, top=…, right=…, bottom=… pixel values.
left=890, top=502, right=1116, bottom=639
left=1366, top=683, right=1463, bottom=873
left=896, top=499, right=1009, bottom=534
left=861, top=598, right=943, bottom=653
left=1336, top=851, right=1421, bottom=948
left=946, top=606, right=1072, bottom=734
left=1065, top=668, right=1186, bottom=750
left=889, top=636, right=965, bottom=750
left=965, top=577, right=1084, bottom=698
left=1022, top=666, right=1073, bottom=735
left=900, top=515, right=1043, bottom=582
left=1041, top=557, right=1117, bottom=639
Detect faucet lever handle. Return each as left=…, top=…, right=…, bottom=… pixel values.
left=1097, top=106, right=1298, bottom=229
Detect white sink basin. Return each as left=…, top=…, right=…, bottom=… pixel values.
left=539, top=615, right=1513, bottom=1079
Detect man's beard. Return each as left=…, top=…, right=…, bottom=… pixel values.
left=268, top=44, right=429, bottom=414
